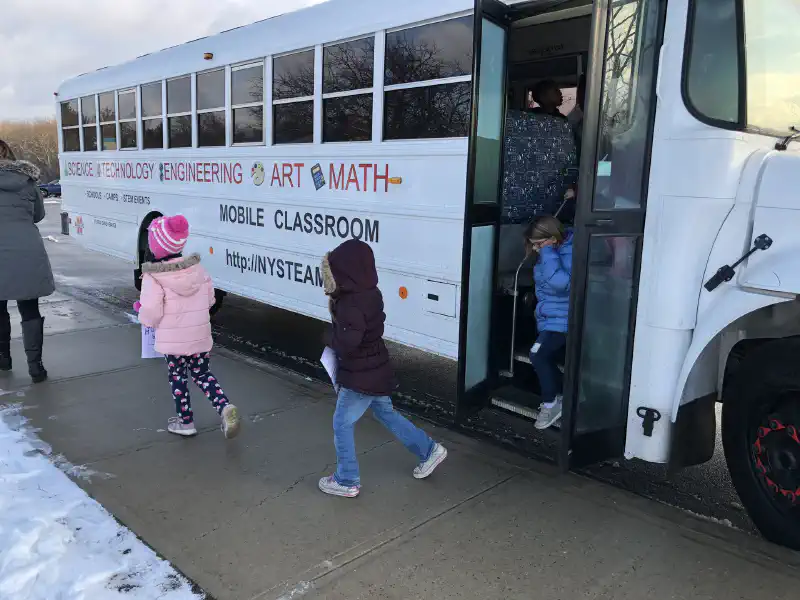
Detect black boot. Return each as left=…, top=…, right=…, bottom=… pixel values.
left=0, top=311, right=10, bottom=371
left=21, top=317, right=47, bottom=383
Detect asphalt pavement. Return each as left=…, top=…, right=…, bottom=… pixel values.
left=3, top=279, right=800, bottom=598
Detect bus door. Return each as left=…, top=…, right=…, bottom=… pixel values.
left=456, top=0, right=510, bottom=410
left=558, top=0, right=664, bottom=469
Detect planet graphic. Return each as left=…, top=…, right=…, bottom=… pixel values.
left=251, top=162, right=265, bottom=186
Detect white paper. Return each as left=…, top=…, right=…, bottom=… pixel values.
left=141, top=325, right=163, bottom=359
left=320, top=346, right=338, bottom=389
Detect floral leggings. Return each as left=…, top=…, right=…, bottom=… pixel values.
left=165, top=352, right=229, bottom=424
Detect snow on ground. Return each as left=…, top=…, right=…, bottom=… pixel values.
left=0, top=399, right=204, bottom=600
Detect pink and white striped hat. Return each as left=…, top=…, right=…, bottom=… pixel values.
left=148, top=215, right=189, bottom=259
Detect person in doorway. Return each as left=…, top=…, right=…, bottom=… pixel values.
left=319, top=239, right=447, bottom=498
left=525, top=216, right=574, bottom=430
left=567, top=73, right=587, bottom=151
left=528, top=79, right=567, bottom=120
left=135, top=214, right=240, bottom=439
left=560, top=73, right=588, bottom=224
left=0, top=139, right=54, bottom=383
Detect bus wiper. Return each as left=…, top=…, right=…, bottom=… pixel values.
left=775, top=126, right=800, bottom=151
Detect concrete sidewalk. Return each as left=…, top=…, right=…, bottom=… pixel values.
left=1, top=296, right=798, bottom=600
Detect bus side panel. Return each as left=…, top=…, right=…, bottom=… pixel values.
left=61, top=179, right=139, bottom=263
left=59, top=147, right=467, bottom=359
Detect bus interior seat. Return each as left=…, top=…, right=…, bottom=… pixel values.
left=496, top=109, right=578, bottom=292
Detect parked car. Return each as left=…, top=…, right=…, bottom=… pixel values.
left=38, top=180, right=61, bottom=198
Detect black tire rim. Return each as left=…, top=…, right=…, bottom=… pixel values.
left=751, top=394, right=800, bottom=513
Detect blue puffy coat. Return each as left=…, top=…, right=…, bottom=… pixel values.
left=533, top=229, right=574, bottom=333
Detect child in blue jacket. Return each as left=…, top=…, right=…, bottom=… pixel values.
left=525, top=216, right=574, bottom=430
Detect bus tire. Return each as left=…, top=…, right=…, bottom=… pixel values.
left=210, top=289, right=226, bottom=316
left=722, top=337, right=800, bottom=550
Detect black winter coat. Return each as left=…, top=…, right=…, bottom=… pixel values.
left=0, top=160, right=55, bottom=301
left=324, top=239, right=395, bottom=396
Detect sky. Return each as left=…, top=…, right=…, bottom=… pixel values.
left=0, top=0, right=323, bottom=121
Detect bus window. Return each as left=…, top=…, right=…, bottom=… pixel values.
left=684, top=0, right=800, bottom=135
left=231, top=63, right=264, bottom=145
left=141, top=82, right=163, bottom=150
left=167, top=76, right=191, bottom=148
left=80, top=95, right=97, bottom=151
left=61, top=99, right=80, bottom=152
left=98, top=92, right=117, bottom=151
left=118, top=89, right=137, bottom=150
left=383, top=16, right=473, bottom=140
left=197, top=69, right=226, bottom=147
left=323, top=37, right=374, bottom=143
left=744, top=0, right=800, bottom=133
left=683, top=0, right=741, bottom=126
left=594, top=0, right=660, bottom=211
left=273, top=50, right=314, bottom=144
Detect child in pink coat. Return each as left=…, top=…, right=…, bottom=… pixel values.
left=135, top=214, right=240, bottom=439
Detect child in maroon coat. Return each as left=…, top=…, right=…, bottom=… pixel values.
left=318, top=239, right=447, bottom=497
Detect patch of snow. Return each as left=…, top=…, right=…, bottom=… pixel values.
left=276, top=580, right=312, bottom=600
left=0, top=403, right=203, bottom=599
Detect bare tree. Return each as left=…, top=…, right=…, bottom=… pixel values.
left=601, top=0, right=644, bottom=134
left=0, top=119, right=60, bottom=181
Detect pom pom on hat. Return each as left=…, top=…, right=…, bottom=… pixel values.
left=148, top=214, right=190, bottom=259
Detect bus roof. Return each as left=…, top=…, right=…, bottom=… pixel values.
left=56, top=0, right=473, bottom=99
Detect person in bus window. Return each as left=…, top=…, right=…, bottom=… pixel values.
left=528, top=80, right=567, bottom=120
left=319, top=239, right=447, bottom=498
left=525, top=216, right=574, bottom=430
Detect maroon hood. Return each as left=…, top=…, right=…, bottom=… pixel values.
left=328, top=239, right=378, bottom=294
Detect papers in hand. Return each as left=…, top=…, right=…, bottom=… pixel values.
left=141, top=325, right=163, bottom=359
left=320, top=346, right=338, bottom=390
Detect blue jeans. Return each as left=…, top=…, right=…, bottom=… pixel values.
left=530, top=331, right=567, bottom=405
left=333, top=387, right=435, bottom=487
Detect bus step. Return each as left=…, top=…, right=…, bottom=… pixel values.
left=491, top=397, right=539, bottom=420
left=514, top=352, right=532, bottom=365
left=490, top=385, right=540, bottom=421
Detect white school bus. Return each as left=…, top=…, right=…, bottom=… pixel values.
left=56, top=0, right=800, bottom=548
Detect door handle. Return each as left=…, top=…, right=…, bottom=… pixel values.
left=594, top=219, right=614, bottom=226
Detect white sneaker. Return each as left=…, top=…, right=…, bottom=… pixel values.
left=167, top=417, right=197, bottom=437
left=413, top=443, right=448, bottom=479
left=221, top=404, right=240, bottom=439
left=318, top=475, right=360, bottom=498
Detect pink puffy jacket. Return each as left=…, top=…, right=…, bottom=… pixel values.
left=137, top=253, right=215, bottom=356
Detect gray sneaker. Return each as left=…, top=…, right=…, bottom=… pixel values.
left=535, top=396, right=563, bottom=430
left=413, top=443, right=448, bottom=479
left=167, top=417, right=197, bottom=437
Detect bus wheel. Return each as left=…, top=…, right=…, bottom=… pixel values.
left=210, top=289, right=226, bottom=316
left=722, top=338, right=800, bottom=549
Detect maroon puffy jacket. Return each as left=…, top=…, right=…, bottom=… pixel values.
left=326, top=239, right=395, bottom=396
